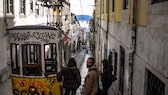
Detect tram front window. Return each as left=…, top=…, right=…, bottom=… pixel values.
left=44, top=44, right=57, bottom=74
left=10, top=44, right=20, bottom=74
left=22, top=44, right=42, bottom=76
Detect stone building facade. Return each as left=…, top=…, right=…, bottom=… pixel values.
left=94, top=0, right=168, bottom=95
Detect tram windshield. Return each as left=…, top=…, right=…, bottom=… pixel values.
left=10, top=44, right=20, bottom=74
left=10, top=43, right=58, bottom=76
left=22, top=44, right=42, bottom=76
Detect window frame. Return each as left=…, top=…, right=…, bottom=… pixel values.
left=35, top=3, right=40, bottom=16
left=44, top=43, right=57, bottom=75
left=30, top=0, right=33, bottom=13
left=112, top=0, right=115, bottom=12
left=6, top=0, right=14, bottom=14
left=108, top=50, right=118, bottom=76
left=147, top=70, right=165, bottom=95
left=10, top=44, right=20, bottom=75
left=20, top=0, right=26, bottom=15
left=22, top=44, right=42, bottom=76
left=101, top=0, right=104, bottom=14
left=106, top=0, right=109, bottom=14
left=123, top=0, right=129, bottom=10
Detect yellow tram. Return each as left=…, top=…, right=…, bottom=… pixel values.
left=8, top=25, right=70, bottom=95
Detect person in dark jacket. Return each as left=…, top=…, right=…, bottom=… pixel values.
left=101, top=59, right=117, bottom=95
left=57, top=58, right=81, bottom=95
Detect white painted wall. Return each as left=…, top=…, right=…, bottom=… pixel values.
left=0, top=0, right=10, bottom=82
left=6, top=0, right=48, bottom=28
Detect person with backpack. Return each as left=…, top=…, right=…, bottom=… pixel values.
left=82, top=57, right=99, bottom=95
left=101, top=59, right=117, bottom=95
left=57, top=58, right=81, bottom=95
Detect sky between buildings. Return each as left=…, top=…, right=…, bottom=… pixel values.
left=70, top=0, right=95, bottom=16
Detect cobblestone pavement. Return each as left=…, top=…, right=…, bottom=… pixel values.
left=0, top=78, right=12, bottom=95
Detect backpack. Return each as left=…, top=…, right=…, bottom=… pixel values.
left=91, top=69, right=117, bottom=95
left=101, top=72, right=117, bottom=90
left=97, top=75, right=104, bottom=95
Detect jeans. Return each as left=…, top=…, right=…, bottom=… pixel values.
left=64, top=88, right=77, bottom=95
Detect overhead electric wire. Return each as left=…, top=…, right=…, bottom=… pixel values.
left=70, top=5, right=95, bottom=6
left=79, top=0, right=84, bottom=21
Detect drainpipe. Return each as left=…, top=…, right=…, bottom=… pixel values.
left=98, top=1, right=102, bottom=68
left=129, top=0, right=137, bottom=95
left=106, top=0, right=109, bottom=59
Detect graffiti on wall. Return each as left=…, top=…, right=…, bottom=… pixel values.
left=9, top=31, right=57, bottom=42
left=12, top=76, right=61, bottom=95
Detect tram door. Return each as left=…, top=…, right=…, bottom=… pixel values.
left=22, top=44, right=42, bottom=76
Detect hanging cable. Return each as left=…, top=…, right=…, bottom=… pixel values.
left=79, top=0, right=84, bottom=22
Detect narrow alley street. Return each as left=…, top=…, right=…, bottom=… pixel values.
left=0, top=78, right=12, bottom=95
left=76, top=50, right=93, bottom=95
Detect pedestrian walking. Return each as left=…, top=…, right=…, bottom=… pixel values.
left=81, top=57, right=99, bottom=95
left=101, top=59, right=117, bottom=95
left=57, top=58, right=81, bottom=95
left=73, top=41, right=76, bottom=53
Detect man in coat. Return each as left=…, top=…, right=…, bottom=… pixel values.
left=82, top=57, right=99, bottom=95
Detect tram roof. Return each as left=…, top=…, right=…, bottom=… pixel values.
left=8, top=25, right=71, bottom=40
left=8, top=25, right=59, bottom=30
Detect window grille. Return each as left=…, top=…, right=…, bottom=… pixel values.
left=20, top=0, right=26, bottom=14
left=101, top=0, right=104, bottom=14
left=108, top=50, right=118, bottom=76
left=7, top=0, right=14, bottom=14
left=104, top=43, right=107, bottom=59
left=106, top=0, right=109, bottom=14
left=35, top=3, right=40, bottom=15
left=147, top=70, right=165, bottom=95
left=113, top=51, right=117, bottom=76
left=123, top=0, right=129, bottom=9
left=112, top=0, right=115, bottom=12
left=22, top=44, right=42, bottom=76
left=30, top=0, right=33, bottom=13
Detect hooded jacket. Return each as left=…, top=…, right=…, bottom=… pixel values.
left=57, top=66, right=81, bottom=89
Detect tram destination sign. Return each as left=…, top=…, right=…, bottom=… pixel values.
left=9, top=30, right=58, bottom=44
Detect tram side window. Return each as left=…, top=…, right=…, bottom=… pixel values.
left=44, top=44, right=57, bottom=74
left=22, top=45, right=42, bottom=76
left=10, top=44, right=20, bottom=74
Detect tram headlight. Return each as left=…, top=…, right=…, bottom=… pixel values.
left=28, top=86, right=37, bottom=94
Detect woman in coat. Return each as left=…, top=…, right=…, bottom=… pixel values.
left=57, top=58, right=81, bottom=95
